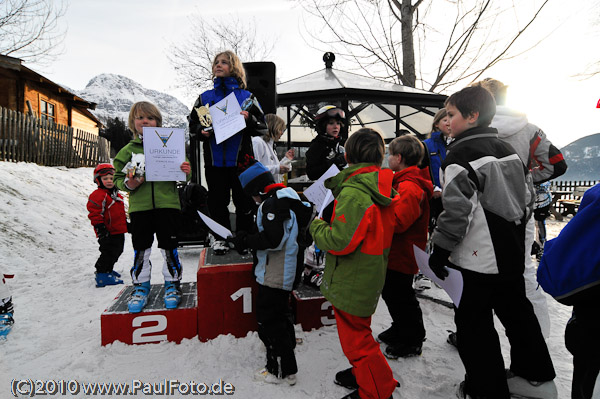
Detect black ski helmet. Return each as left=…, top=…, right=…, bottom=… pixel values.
left=314, top=105, right=346, bottom=135
left=94, top=163, right=115, bottom=187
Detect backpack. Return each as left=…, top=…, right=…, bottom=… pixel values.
left=290, top=198, right=317, bottom=248
left=537, top=184, right=600, bottom=306
left=274, top=193, right=317, bottom=249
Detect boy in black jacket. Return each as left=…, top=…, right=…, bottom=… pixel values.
left=429, top=85, right=556, bottom=399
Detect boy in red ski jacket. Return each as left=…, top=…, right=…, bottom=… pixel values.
left=378, top=135, right=433, bottom=359
left=87, top=163, right=128, bottom=287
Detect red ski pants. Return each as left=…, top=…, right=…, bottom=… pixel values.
left=334, top=307, right=398, bottom=399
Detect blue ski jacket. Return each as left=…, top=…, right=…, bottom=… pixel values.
left=188, top=77, right=266, bottom=168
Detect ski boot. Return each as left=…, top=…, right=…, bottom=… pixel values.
left=95, top=272, right=124, bottom=287
left=110, top=270, right=122, bottom=278
left=164, top=281, right=182, bottom=309
left=213, top=240, right=229, bottom=256
left=0, top=313, right=14, bottom=339
left=128, top=281, right=150, bottom=313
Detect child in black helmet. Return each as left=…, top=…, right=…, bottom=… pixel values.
left=305, top=105, right=347, bottom=180
left=87, top=163, right=128, bottom=287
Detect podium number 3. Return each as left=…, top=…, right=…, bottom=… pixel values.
left=132, top=315, right=167, bottom=343
left=230, top=287, right=252, bottom=313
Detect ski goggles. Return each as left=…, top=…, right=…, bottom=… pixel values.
left=324, top=108, right=346, bottom=119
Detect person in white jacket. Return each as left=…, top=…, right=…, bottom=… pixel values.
left=252, top=114, right=294, bottom=184
left=479, top=78, right=568, bottom=340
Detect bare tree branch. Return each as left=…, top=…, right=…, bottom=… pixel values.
left=167, top=13, right=276, bottom=99
left=0, top=0, right=67, bottom=64
left=296, top=0, right=554, bottom=93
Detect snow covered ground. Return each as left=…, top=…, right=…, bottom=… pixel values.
left=0, top=161, right=575, bottom=398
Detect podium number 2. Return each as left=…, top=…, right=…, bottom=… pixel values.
left=230, top=287, right=252, bottom=313
left=132, top=315, right=167, bottom=343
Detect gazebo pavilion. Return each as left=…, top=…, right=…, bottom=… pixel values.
left=276, top=53, right=447, bottom=145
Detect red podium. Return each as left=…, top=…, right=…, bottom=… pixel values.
left=292, top=283, right=336, bottom=331
left=100, top=248, right=337, bottom=346
left=196, top=248, right=258, bottom=341
left=100, top=282, right=198, bottom=346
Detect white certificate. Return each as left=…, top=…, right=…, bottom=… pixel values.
left=303, top=164, right=340, bottom=212
left=143, top=127, right=186, bottom=182
left=211, top=92, right=246, bottom=144
left=413, top=245, right=463, bottom=307
left=197, top=211, right=233, bottom=239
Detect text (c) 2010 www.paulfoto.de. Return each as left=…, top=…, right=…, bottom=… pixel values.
left=10, top=378, right=236, bottom=396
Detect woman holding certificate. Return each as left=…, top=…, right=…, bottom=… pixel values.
left=188, top=50, right=267, bottom=255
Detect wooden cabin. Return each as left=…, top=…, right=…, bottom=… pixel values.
left=0, top=54, right=101, bottom=134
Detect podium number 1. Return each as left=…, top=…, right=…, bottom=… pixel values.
left=230, top=287, right=252, bottom=313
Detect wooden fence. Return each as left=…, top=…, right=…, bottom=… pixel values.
left=0, top=106, right=110, bottom=167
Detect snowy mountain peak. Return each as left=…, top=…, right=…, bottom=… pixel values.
left=77, top=73, right=190, bottom=131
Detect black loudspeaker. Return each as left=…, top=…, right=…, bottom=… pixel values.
left=243, top=62, right=277, bottom=115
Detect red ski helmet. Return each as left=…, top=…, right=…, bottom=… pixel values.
left=94, top=163, right=115, bottom=186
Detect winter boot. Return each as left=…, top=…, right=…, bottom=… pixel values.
left=376, top=326, right=401, bottom=346
left=456, top=380, right=494, bottom=399
left=334, top=367, right=358, bottom=390
left=128, top=281, right=150, bottom=313
left=447, top=330, right=458, bottom=348
left=95, top=272, right=124, bottom=287
left=164, top=281, right=182, bottom=309
left=384, top=342, right=423, bottom=359
left=414, top=273, right=432, bottom=291
left=506, top=370, right=557, bottom=399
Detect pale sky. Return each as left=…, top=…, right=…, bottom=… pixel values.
left=35, top=0, right=600, bottom=148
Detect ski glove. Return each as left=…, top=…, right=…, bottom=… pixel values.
left=94, top=223, right=110, bottom=240
left=429, top=244, right=451, bottom=280
left=226, top=231, right=248, bottom=254
left=333, top=153, right=347, bottom=169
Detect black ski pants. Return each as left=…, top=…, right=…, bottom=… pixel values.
left=95, top=233, right=125, bottom=273
left=381, top=269, right=426, bottom=345
left=566, top=303, right=600, bottom=399
left=256, top=284, right=297, bottom=378
left=205, top=166, right=255, bottom=238
left=456, top=270, right=555, bottom=399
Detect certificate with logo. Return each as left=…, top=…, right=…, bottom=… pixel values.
left=211, top=92, right=246, bottom=144
left=143, top=127, right=186, bottom=181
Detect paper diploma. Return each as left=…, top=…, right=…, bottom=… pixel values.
left=197, top=211, right=232, bottom=239
left=143, top=127, right=185, bottom=182
left=211, top=92, right=246, bottom=145
left=413, top=245, right=463, bottom=307
left=304, top=164, right=340, bottom=212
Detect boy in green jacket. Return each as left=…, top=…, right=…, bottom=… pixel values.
left=113, top=101, right=191, bottom=313
left=310, top=128, right=399, bottom=399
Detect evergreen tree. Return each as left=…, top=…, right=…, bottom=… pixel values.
left=101, top=117, right=132, bottom=157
